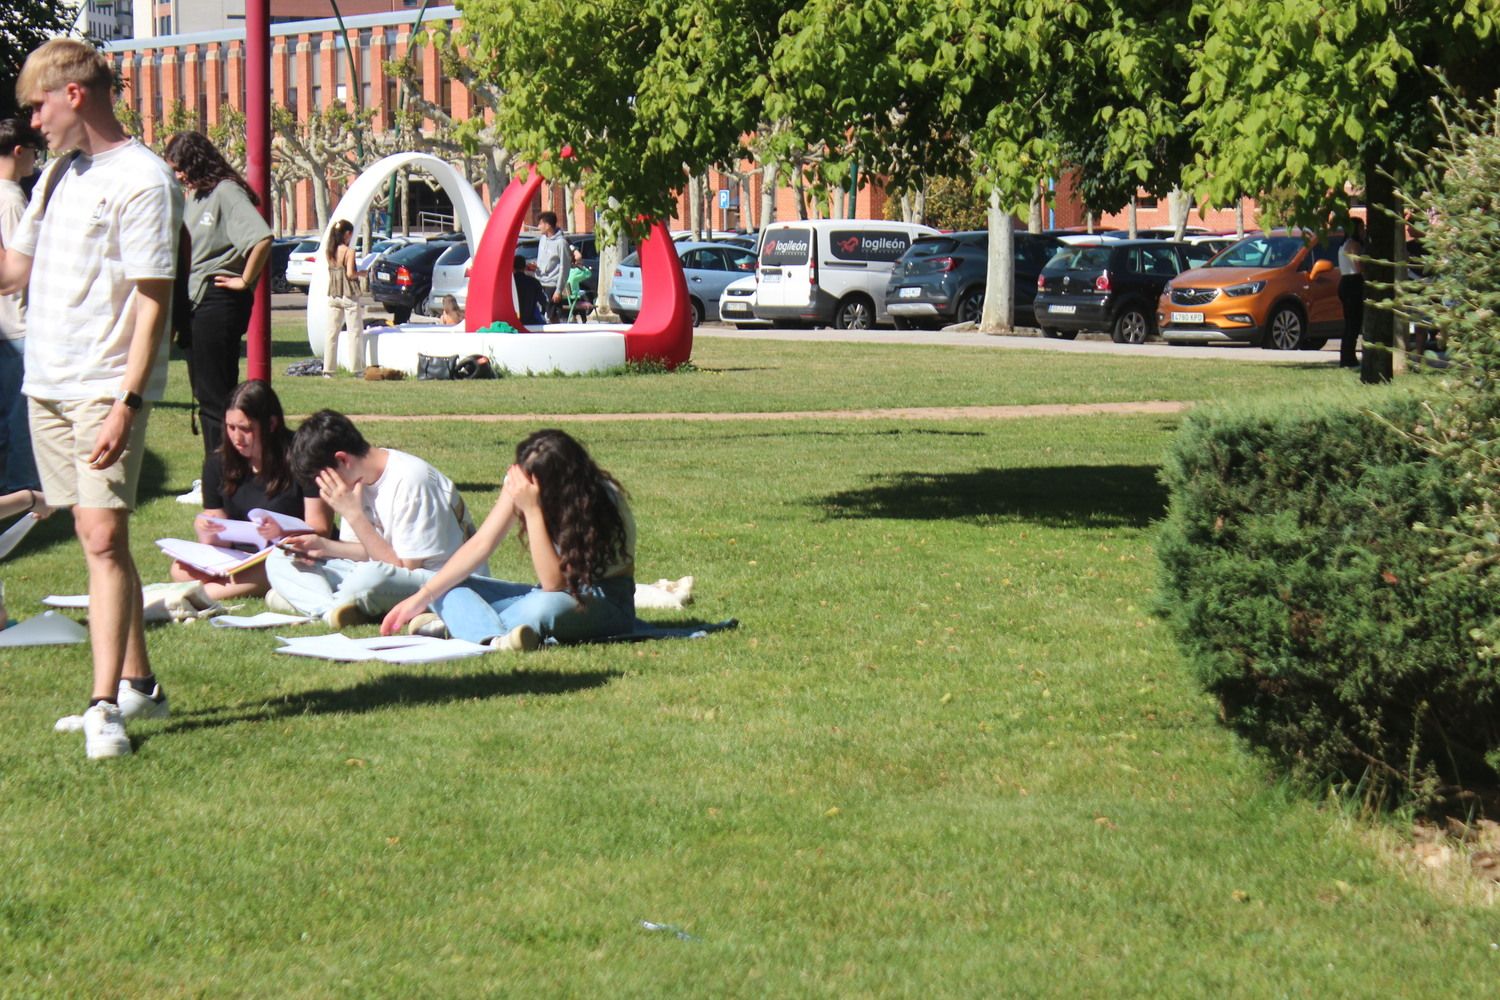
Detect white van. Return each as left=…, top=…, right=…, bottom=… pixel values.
left=754, top=219, right=938, bottom=328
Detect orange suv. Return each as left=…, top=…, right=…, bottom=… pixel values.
left=1155, top=231, right=1345, bottom=350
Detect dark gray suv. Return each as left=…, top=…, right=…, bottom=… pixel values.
left=884, top=231, right=1062, bottom=330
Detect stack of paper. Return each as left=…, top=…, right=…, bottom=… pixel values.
left=155, top=538, right=274, bottom=578
left=273, top=633, right=491, bottom=664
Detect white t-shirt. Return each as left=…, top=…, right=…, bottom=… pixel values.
left=337, top=448, right=479, bottom=572
left=11, top=140, right=182, bottom=401
left=1337, top=240, right=1360, bottom=276
left=0, top=178, right=27, bottom=341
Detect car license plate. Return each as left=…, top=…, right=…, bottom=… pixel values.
left=376, top=271, right=392, bottom=282
left=898, top=286, right=921, bottom=299
left=761, top=272, right=781, bottom=283
left=1172, top=311, right=1204, bottom=324
left=619, top=297, right=638, bottom=308
left=722, top=303, right=748, bottom=314
left=1048, top=304, right=1076, bottom=315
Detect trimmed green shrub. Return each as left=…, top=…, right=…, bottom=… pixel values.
left=1157, top=389, right=1500, bottom=804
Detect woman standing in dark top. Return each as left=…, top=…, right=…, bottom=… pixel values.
left=163, top=132, right=274, bottom=462
left=170, top=381, right=333, bottom=600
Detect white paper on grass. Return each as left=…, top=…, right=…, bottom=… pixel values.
left=200, top=509, right=314, bottom=550
left=273, top=633, right=489, bottom=663
left=211, top=612, right=316, bottom=629
left=0, top=611, right=88, bottom=647
left=155, top=538, right=271, bottom=577
left=42, top=594, right=90, bottom=609
left=0, top=514, right=38, bottom=561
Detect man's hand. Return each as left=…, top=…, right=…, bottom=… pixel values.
left=381, top=591, right=431, bottom=636
left=87, top=402, right=134, bottom=471
left=315, top=467, right=364, bottom=521
left=276, top=532, right=335, bottom=562
left=213, top=274, right=249, bottom=292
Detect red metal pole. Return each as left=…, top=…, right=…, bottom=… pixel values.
left=245, top=0, right=272, bottom=383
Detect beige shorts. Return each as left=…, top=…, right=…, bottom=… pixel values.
left=28, top=397, right=152, bottom=510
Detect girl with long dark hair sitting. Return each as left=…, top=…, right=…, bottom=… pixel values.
left=170, top=380, right=333, bottom=600
left=381, top=429, right=635, bottom=650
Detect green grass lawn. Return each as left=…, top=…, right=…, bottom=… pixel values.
left=0, top=327, right=1490, bottom=995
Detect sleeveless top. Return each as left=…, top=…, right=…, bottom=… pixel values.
left=328, top=254, right=357, bottom=299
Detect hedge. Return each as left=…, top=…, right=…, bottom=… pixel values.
left=1157, top=389, right=1500, bottom=804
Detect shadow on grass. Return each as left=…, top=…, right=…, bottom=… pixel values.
left=150, top=667, right=619, bottom=741
left=820, top=464, right=1167, bottom=529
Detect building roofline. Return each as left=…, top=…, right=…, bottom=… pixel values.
left=103, top=5, right=461, bottom=53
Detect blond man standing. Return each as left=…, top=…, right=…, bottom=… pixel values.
left=0, top=39, right=183, bottom=758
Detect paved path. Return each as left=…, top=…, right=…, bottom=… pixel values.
left=349, top=400, right=1192, bottom=424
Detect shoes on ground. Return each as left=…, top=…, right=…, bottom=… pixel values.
left=265, top=589, right=299, bottom=615
left=405, top=612, right=449, bottom=638
left=82, top=702, right=131, bottom=759
left=325, top=601, right=371, bottom=630
left=175, top=478, right=203, bottom=506
left=56, top=679, right=170, bottom=734
left=489, top=624, right=540, bottom=653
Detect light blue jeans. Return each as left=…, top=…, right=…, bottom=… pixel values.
left=434, top=574, right=636, bottom=644
left=265, top=548, right=434, bottom=618
left=0, top=338, right=39, bottom=493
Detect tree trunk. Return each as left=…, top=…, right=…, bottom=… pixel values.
left=1361, top=158, right=1397, bottom=384
left=979, top=188, right=1014, bottom=334
left=1168, top=187, right=1191, bottom=239
left=759, top=160, right=776, bottom=233
left=687, top=175, right=704, bottom=238
left=1235, top=199, right=1245, bottom=239
left=312, top=176, right=331, bottom=233
left=1085, top=211, right=1095, bottom=234
left=593, top=199, right=625, bottom=322
left=1127, top=196, right=1138, bottom=238
left=1028, top=183, right=1043, bottom=234
left=793, top=160, right=808, bottom=219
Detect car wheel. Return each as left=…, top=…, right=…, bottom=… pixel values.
left=1040, top=327, right=1062, bottom=339
left=957, top=289, right=985, bottom=325
left=1111, top=307, right=1151, bottom=345
left=833, top=295, right=875, bottom=330
left=391, top=306, right=412, bottom=324
left=690, top=299, right=705, bottom=327
left=893, top=316, right=917, bottom=331
left=1300, top=337, right=1328, bottom=351
left=272, top=275, right=291, bottom=293
left=1264, top=305, right=1305, bottom=350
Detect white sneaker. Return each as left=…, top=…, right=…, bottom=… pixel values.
left=175, top=479, right=203, bottom=506
left=405, top=612, right=449, bottom=638
left=264, top=589, right=299, bottom=615
left=82, top=702, right=131, bottom=759
left=56, top=679, right=170, bottom=733
left=489, top=624, right=540, bottom=652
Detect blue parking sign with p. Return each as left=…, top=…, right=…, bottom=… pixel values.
left=718, top=189, right=731, bottom=208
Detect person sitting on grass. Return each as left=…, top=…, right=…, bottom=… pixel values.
left=169, top=380, right=333, bottom=600
left=381, top=429, right=635, bottom=651
left=265, top=409, right=479, bottom=629
left=440, top=294, right=464, bottom=327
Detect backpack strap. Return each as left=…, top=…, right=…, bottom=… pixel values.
left=36, top=151, right=80, bottom=219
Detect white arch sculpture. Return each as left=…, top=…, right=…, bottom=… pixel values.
left=306, top=152, right=490, bottom=364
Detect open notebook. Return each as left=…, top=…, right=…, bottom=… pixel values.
left=157, top=508, right=314, bottom=578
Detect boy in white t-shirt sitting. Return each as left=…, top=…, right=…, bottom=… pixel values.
left=266, top=410, right=481, bottom=628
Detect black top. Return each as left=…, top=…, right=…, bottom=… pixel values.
left=201, top=453, right=312, bottom=522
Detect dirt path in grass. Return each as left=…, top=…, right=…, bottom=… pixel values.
left=346, top=400, right=1191, bottom=424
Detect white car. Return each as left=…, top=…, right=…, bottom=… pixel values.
left=717, top=274, right=769, bottom=328
left=282, top=239, right=321, bottom=290
left=425, top=242, right=472, bottom=317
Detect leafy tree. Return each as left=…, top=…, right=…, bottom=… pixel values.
left=0, top=0, right=77, bottom=118
left=1187, top=1, right=1500, bottom=382
left=272, top=103, right=374, bottom=231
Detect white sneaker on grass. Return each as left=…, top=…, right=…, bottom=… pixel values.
left=175, top=479, right=203, bottom=506
left=264, top=589, right=298, bottom=615
left=82, top=702, right=131, bottom=759
left=56, top=680, right=170, bottom=733
left=488, top=624, right=540, bottom=652
left=405, top=612, right=449, bottom=638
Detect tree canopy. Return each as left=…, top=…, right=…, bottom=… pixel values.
left=0, top=0, right=78, bottom=118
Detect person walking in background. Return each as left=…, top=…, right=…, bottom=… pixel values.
left=1338, top=218, right=1365, bottom=368
left=0, top=117, right=44, bottom=496
left=533, top=211, right=569, bottom=322
left=0, top=39, right=183, bottom=759
left=163, top=131, right=272, bottom=463
left=324, top=219, right=364, bottom=376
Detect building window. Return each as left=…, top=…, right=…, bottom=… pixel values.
left=157, top=15, right=171, bottom=34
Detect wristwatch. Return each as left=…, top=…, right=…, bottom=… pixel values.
left=115, top=389, right=143, bottom=411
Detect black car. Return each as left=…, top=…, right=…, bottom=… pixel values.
left=1034, top=240, right=1215, bottom=343
left=268, top=237, right=302, bottom=293
left=367, top=239, right=464, bottom=323
left=884, top=231, right=1063, bottom=329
